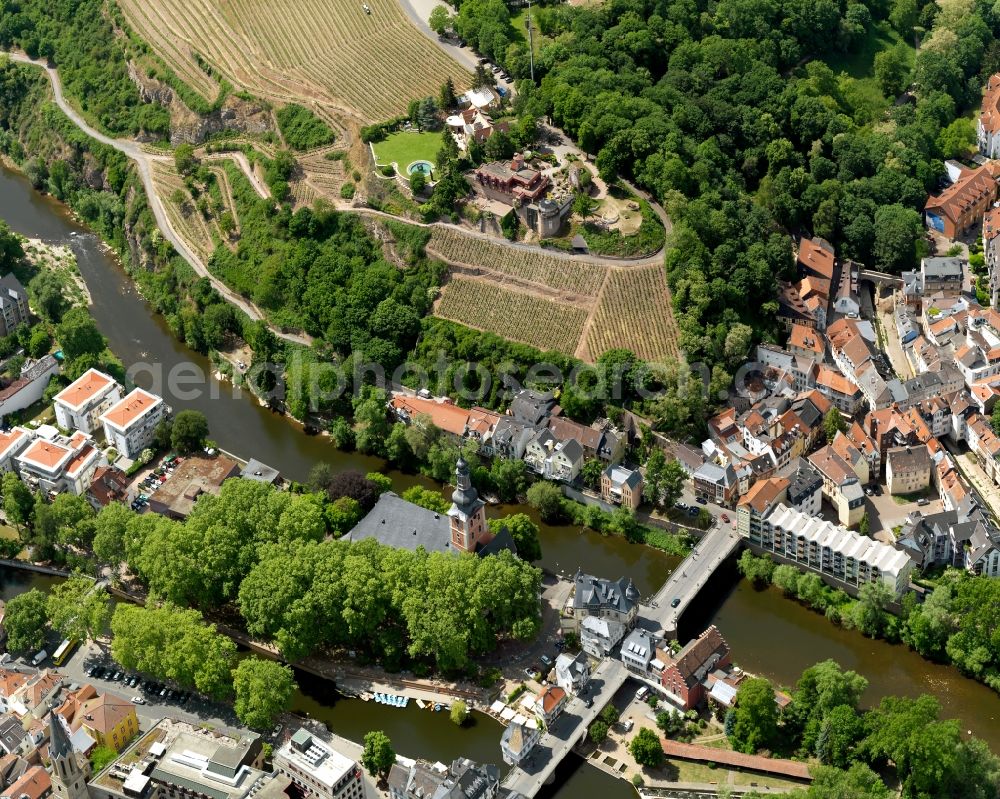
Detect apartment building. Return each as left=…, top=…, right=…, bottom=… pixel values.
left=736, top=477, right=789, bottom=542
left=885, top=445, right=931, bottom=496
left=15, top=427, right=100, bottom=496
left=99, top=389, right=167, bottom=459
left=759, top=504, right=914, bottom=596
left=53, top=370, right=121, bottom=434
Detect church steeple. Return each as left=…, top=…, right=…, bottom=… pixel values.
left=448, top=457, right=490, bottom=553
left=49, top=715, right=90, bottom=799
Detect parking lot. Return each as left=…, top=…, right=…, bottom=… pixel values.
left=126, top=454, right=188, bottom=513
left=55, top=641, right=255, bottom=738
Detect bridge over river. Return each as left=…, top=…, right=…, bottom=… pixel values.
left=505, top=524, right=743, bottom=796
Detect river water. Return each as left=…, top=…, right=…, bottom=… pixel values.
left=1, top=164, right=998, bottom=786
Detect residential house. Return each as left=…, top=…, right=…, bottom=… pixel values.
left=737, top=477, right=789, bottom=543
left=886, top=445, right=932, bottom=496
left=99, top=389, right=167, bottom=460
left=813, top=365, right=864, bottom=416
left=86, top=466, right=129, bottom=510
left=0, top=671, right=29, bottom=715
left=987, top=205, right=1000, bottom=306
left=59, top=688, right=137, bottom=753
left=830, top=431, right=870, bottom=485
left=507, top=388, right=556, bottom=426
left=5, top=670, right=62, bottom=720
left=500, top=722, right=539, bottom=767
left=759, top=504, right=915, bottom=596
left=390, top=394, right=469, bottom=438
left=579, top=616, right=626, bottom=658
left=659, top=626, right=731, bottom=711
left=554, top=652, right=590, bottom=696
left=0, top=356, right=59, bottom=421
left=924, top=164, right=999, bottom=239
left=833, top=260, right=861, bottom=317
left=15, top=427, right=100, bottom=497
left=53, top=369, right=121, bottom=434
left=0, top=428, right=33, bottom=474
left=788, top=323, right=825, bottom=361
left=564, top=571, right=639, bottom=632
left=546, top=416, right=623, bottom=463
left=600, top=465, right=642, bottom=510
left=446, top=106, right=509, bottom=151
left=797, top=237, right=836, bottom=283
left=0, top=274, right=28, bottom=338
left=389, top=758, right=498, bottom=799
left=778, top=281, right=827, bottom=331
left=808, top=444, right=866, bottom=528
left=0, top=766, right=50, bottom=799
left=756, top=344, right=817, bottom=393
left=466, top=407, right=501, bottom=456
left=692, top=461, right=738, bottom=506
left=620, top=629, right=657, bottom=676
left=274, top=728, right=364, bottom=799
left=979, top=73, right=1000, bottom=157
left=786, top=459, right=823, bottom=517
left=904, top=257, right=966, bottom=298
left=532, top=686, right=567, bottom=727
left=490, top=417, right=536, bottom=461
left=0, top=715, right=26, bottom=756
left=546, top=439, right=584, bottom=482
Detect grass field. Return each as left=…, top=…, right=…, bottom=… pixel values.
left=117, top=0, right=470, bottom=121
left=821, top=21, right=915, bottom=119
left=372, top=131, right=441, bottom=174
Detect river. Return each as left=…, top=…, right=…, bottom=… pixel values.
left=0, top=163, right=998, bottom=785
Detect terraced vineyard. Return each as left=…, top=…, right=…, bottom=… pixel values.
left=118, top=0, right=470, bottom=121
left=436, top=277, right=588, bottom=355
left=428, top=229, right=608, bottom=297
left=299, top=148, right=349, bottom=199
left=151, top=161, right=219, bottom=262
left=585, top=266, right=681, bottom=363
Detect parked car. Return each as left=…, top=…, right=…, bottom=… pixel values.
left=112, top=671, right=121, bottom=681
left=540, top=655, right=552, bottom=667
left=670, top=597, right=681, bottom=608
left=721, top=513, right=730, bottom=523
left=674, top=502, right=687, bottom=511
left=917, top=498, right=930, bottom=506
left=696, top=497, right=707, bottom=505
left=687, top=507, right=699, bottom=517
left=130, top=696, right=145, bottom=705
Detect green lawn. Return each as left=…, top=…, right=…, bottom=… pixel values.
left=823, top=21, right=914, bottom=80
left=372, top=131, right=441, bottom=174
left=510, top=8, right=544, bottom=54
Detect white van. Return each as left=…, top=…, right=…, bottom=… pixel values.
left=31, top=650, right=47, bottom=667
left=636, top=686, right=649, bottom=701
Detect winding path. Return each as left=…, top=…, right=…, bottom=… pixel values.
left=6, top=52, right=312, bottom=347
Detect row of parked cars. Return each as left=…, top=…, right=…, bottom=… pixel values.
left=86, top=665, right=195, bottom=706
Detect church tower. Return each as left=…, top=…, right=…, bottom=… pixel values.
left=49, top=713, right=90, bottom=799
left=448, top=457, right=490, bottom=553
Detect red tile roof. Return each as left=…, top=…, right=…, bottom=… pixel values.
left=924, top=164, right=997, bottom=226
left=1, top=766, right=51, bottom=799
left=982, top=74, right=1000, bottom=136
left=101, top=389, right=161, bottom=431
left=19, top=439, right=71, bottom=471
left=661, top=740, right=812, bottom=781
left=54, top=369, right=113, bottom=410
left=797, top=237, right=835, bottom=280
left=390, top=395, right=469, bottom=437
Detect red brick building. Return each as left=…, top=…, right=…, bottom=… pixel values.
left=659, top=626, right=731, bottom=710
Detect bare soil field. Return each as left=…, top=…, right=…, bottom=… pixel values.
left=117, top=0, right=470, bottom=121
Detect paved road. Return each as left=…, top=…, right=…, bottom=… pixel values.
left=5, top=52, right=311, bottom=348
left=502, top=658, right=628, bottom=797
left=641, top=525, right=741, bottom=639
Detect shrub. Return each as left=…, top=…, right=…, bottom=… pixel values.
left=340, top=182, right=356, bottom=199
left=275, top=103, right=336, bottom=150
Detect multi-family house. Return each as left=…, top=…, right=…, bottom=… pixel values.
left=620, top=629, right=658, bottom=676
left=885, top=445, right=931, bottom=496
left=490, top=417, right=536, bottom=460
left=579, top=616, right=626, bottom=658
left=564, top=571, right=640, bottom=632
left=0, top=275, right=29, bottom=338
left=0, top=428, right=33, bottom=474
left=99, top=388, right=167, bottom=460
left=500, top=722, right=539, bottom=767
left=786, top=459, right=823, bottom=517
left=924, top=164, right=999, bottom=239
left=600, top=465, right=642, bottom=510
left=797, top=237, right=836, bottom=283
left=389, top=758, right=498, bottom=799
left=0, top=356, right=60, bottom=421
left=0, top=765, right=50, bottom=799
left=813, top=365, right=864, bottom=416
left=273, top=728, right=364, bottom=799
left=846, top=421, right=880, bottom=476
left=53, top=369, right=121, bottom=434
left=546, top=416, right=623, bottom=463
left=830, top=432, right=870, bottom=485
left=507, top=388, right=556, bottom=426
left=808, top=444, right=865, bottom=528
left=788, top=323, right=825, bottom=362
left=906, top=257, right=967, bottom=297
left=55, top=685, right=138, bottom=753
left=15, top=427, right=100, bottom=496
left=761, top=504, right=914, bottom=595
left=554, top=652, right=590, bottom=696
left=692, top=461, right=738, bottom=506
left=755, top=344, right=817, bottom=393
left=532, top=686, right=567, bottom=727
left=737, top=477, right=789, bottom=543
left=978, top=73, right=1000, bottom=157
left=659, top=626, right=731, bottom=711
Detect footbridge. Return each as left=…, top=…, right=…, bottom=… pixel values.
left=501, top=659, right=628, bottom=796
left=640, top=524, right=742, bottom=640
left=859, top=269, right=904, bottom=288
